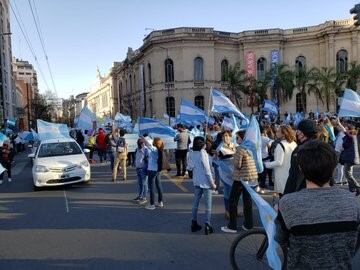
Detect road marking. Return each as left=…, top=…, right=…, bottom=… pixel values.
left=63, top=189, right=69, bottom=213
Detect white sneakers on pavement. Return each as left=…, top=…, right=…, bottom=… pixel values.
left=156, top=201, right=164, bottom=208
left=221, top=226, right=237, bottom=234
left=145, top=204, right=156, bottom=210
left=8, top=178, right=11, bottom=182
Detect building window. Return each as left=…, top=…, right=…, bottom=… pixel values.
left=296, top=92, right=306, bottom=112
left=336, top=49, right=348, bottom=74
left=148, top=63, right=152, bottom=84
left=257, top=57, right=267, bottom=80
left=295, top=56, right=306, bottom=72
left=194, top=95, right=204, bottom=110
left=194, top=57, right=204, bottom=81
left=166, top=96, right=175, bottom=117
left=221, top=59, right=229, bottom=81
left=165, top=58, right=174, bottom=82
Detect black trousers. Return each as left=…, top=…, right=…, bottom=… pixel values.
left=228, top=181, right=253, bottom=230
left=258, top=159, right=273, bottom=188
left=175, top=149, right=188, bottom=175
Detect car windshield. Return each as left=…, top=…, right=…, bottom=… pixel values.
left=37, top=142, right=82, bottom=158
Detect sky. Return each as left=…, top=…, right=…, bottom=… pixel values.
left=10, top=0, right=359, bottom=98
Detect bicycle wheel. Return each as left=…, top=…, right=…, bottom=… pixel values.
left=229, top=228, right=273, bottom=270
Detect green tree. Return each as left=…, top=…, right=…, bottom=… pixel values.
left=309, top=67, right=340, bottom=112
left=345, top=61, right=360, bottom=90
left=294, top=67, right=317, bottom=113
left=224, top=62, right=246, bottom=110
left=32, top=92, right=54, bottom=123
left=270, top=64, right=295, bottom=111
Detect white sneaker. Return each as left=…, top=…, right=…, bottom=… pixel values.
left=212, top=190, right=219, bottom=195
left=156, top=201, right=164, bottom=208
left=0, top=180, right=3, bottom=185
left=221, top=226, right=237, bottom=233
left=8, top=178, right=11, bottom=182
left=145, top=204, right=156, bottom=210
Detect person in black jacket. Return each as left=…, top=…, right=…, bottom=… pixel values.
left=283, top=119, right=318, bottom=195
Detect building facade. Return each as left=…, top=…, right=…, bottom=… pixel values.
left=86, top=66, right=119, bottom=119
left=74, top=92, right=88, bottom=117
left=112, top=18, right=358, bottom=119
left=0, top=0, right=15, bottom=121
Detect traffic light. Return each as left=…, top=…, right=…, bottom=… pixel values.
left=350, top=4, right=360, bottom=26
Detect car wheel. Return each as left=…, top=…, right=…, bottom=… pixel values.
left=33, top=184, right=41, bottom=191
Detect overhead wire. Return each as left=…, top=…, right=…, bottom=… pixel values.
left=28, top=0, right=57, bottom=94
left=10, top=0, right=51, bottom=92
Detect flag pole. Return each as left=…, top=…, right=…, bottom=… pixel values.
left=204, top=87, right=213, bottom=138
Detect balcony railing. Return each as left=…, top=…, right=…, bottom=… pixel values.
left=165, top=82, right=174, bottom=89
left=194, top=81, right=204, bottom=87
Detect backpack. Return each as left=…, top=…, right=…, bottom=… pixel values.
left=268, top=140, right=285, bottom=161
left=116, top=137, right=126, bottom=153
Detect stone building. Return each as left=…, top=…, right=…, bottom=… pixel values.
left=86, top=65, right=119, bottom=119
left=112, top=18, right=358, bottom=119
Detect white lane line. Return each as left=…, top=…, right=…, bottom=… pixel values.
left=63, top=189, right=69, bottom=213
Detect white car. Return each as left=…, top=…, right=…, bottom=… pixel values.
left=29, top=138, right=91, bottom=190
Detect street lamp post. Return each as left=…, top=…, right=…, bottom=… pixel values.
left=159, top=46, right=171, bottom=126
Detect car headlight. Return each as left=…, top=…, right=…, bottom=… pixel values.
left=35, top=165, right=49, bottom=173
left=80, top=160, right=90, bottom=167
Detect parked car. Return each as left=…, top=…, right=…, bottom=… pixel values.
left=28, top=138, right=91, bottom=190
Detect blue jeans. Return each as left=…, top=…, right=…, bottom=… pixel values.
left=108, top=151, right=114, bottom=171
left=136, top=168, right=148, bottom=198
left=222, top=182, right=232, bottom=211
left=147, top=170, right=163, bottom=205
left=192, top=186, right=212, bottom=224
left=212, top=161, right=220, bottom=191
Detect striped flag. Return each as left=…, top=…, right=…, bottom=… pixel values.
left=211, top=88, right=247, bottom=121
left=262, top=99, right=278, bottom=115
left=37, top=120, right=70, bottom=141
left=338, top=88, right=360, bottom=118
left=241, top=116, right=263, bottom=173
left=138, top=117, right=176, bottom=138
left=76, top=107, right=97, bottom=131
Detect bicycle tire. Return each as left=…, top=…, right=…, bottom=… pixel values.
left=230, top=228, right=285, bottom=270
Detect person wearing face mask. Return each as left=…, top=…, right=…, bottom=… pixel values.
left=283, top=119, right=319, bottom=194
left=221, top=130, right=258, bottom=233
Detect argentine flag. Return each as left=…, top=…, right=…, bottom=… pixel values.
left=37, top=120, right=71, bottom=141
left=179, top=99, right=207, bottom=124
left=338, top=88, right=360, bottom=118
left=76, top=106, right=97, bottom=131
left=138, top=117, right=176, bottom=138
left=262, top=99, right=278, bottom=115
left=211, top=88, right=248, bottom=122
left=241, top=116, right=263, bottom=173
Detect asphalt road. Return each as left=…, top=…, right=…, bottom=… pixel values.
left=0, top=152, right=359, bottom=270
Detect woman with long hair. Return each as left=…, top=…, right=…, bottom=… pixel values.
left=142, top=136, right=165, bottom=210
left=264, top=125, right=297, bottom=195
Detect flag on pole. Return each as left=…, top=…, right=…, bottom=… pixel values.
left=262, top=99, right=278, bottom=115
left=179, top=99, right=207, bottom=124
left=242, top=181, right=282, bottom=270
left=138, top=117, right=176, bottom=137
left=211, top=88, right=248, bottom=121
left=241, top=116, right=263, bottom=173
left=338, top=88, right=360, bottom=118
left=76, top=106, right=97, bottom=131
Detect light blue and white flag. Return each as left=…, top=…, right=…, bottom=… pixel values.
left=138, top=117, right=176, bottom=138
left=241, top=116, right=263, bottom=173
left=221, top=116, right=235, bottom=131
left=114, top=112, right=132, bottom=130
left=163, top=113, right=176, bottom=127
left=284, top=113, right=291, bottom=124
left=294, top=112, right=304, bottom=127
left=0, top=132, right=9, bottom=142
left=242, top=181, right=282, bottom=270
left=211, top=88, right=248, bottom=121
left=37, top=120, right=71, bottom=141
left=262, top=99, right=278, bottom=115
left=179, top=99, right=207, bottom=124
left=76, top=107, right=97, bottom=131
left=338, top=88, right=360, bottom=118
left=6, top=119, right=16, bottom=127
